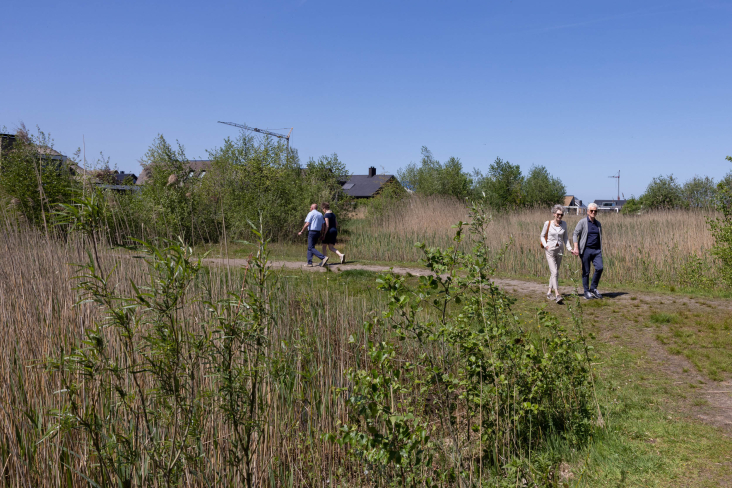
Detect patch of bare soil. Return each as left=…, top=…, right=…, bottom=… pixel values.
left=204, top=258, right=732, bottom=432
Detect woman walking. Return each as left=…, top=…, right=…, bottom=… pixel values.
left=321, top=202, right=346, bottom=264
left=540, top=204, right=571, bottom=303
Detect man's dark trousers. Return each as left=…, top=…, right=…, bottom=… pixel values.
left=581, top=248, right=603, bottom=293
left=307, top=230, right=325, bottom=264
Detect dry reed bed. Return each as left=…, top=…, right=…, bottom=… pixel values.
left=350, top=196, right=718, bottom=287
left=0, top=224, right=393, bottom=486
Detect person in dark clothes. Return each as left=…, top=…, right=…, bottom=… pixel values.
left=320, top=202, right=345, bottom=264
left=572, top=202, right=604, bottom=299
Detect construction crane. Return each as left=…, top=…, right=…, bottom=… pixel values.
left=608, top=170, right=620, bottom=201
left=217, top=121, right=293, bottom=155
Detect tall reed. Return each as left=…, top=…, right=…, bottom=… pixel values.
left=345, top=196, right=719, bottom=288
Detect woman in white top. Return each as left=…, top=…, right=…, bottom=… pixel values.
left=540, top=204, right=571, bottom=303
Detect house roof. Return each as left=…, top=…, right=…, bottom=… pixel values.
left=563, top=195, right=575, bottom=206
left=341, top=174, right=396, bottom=198
left=136, top=160, right=211, bottom=184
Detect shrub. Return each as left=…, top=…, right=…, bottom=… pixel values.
left=0, top=127, right=77, bottom=231
left=331, top=198, right=598, bottom=485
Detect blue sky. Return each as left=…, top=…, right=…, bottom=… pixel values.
left=2, top=0, right=731, bottom=202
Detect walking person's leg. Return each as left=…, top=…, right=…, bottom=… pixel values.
left=307, top=231, right=316, bottom=265
left=581, top=251, right=592, bottom=297
left=554, top=251, right=563, bottom=298
left=308, top=230, right=327, bottom=265
left=545, top=248, right=557, bottom=298
left=590, top=251, right=604, bottom=297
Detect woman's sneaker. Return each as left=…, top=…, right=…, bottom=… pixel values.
left=555, top=295, right=563, bottom=304
left=546, top=292, right=553, bottom=300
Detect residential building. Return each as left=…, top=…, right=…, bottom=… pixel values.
left=341, top=166, right=400, bottom=198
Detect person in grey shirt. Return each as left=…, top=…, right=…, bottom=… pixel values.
left=572, top=202, right=603, bottom=299
left=298, top=203, right=329, bottom=267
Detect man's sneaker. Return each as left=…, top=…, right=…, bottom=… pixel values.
left=304, top=263, right=314, bottom=267
left=340, top=253, right=346, bottom=264
left=555, top=295, right=564, bottom=304
left=590, top=289, right=603, bottom=299
left=583, top=291, right=594, bottom=300
left=320, top=256, right=329, bottom=267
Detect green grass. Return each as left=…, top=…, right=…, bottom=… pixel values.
left=510, top=295, right=732, bottom=486
left=657, top=316, right=732, bottom=382
left=649, top=312, right=680, bottom=324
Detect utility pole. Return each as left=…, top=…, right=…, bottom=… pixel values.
left=217, top=121, right=293, bottom=157
left=608, top=170, right=620, bottom=201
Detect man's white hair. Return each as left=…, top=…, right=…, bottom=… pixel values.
left=587, top=202, right=598, bottom=210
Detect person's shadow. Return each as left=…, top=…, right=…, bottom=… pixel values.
left=602, top=292, right=627, bottom=299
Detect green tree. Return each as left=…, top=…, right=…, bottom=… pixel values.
left=0, top=127, right=77, bottom=231
left=641, top=174, right=683, bottom=209
left=681, top=175, right=716, bottom=208
left=708, top=156, right=732, bottom=287
left=522, top=164, right=566, bottom=207
left=474, top=157, right=524, bottom=210
left=397, top=147, right=472, bottom=199
left=620, top=196, right=642, bottom=215
left=134, top=135, right=201, bottom=241
left=202, top=132, right=349, bottom=241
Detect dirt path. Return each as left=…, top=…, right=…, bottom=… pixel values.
left=203, top=257, right=732, bottom=432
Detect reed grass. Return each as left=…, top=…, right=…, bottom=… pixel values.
left=0, top=220, right=386, bottom=486
left=343, top=196, right=720, bottom=289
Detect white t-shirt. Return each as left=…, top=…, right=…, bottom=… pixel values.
left=304, top=210, right=324, bottom=232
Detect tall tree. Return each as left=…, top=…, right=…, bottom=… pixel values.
left=641, top=174, right=683, bottom=209
left=397, top=147, right=472, bottom=199
left=474, top=157, right=524, bottom=210
left=522, top=165, right=566, bottom=207
left=681, top=175, right=716, bottom=208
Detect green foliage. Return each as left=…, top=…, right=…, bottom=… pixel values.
left=681, top=175, right=716, bottom=209
left=522, top=165, right=566, bottom=207
left=46, top=238, right=208, bottom=487
left=641, top=174, right=683, bottom=209
left=474, top=157, right=524, bottom=210
left=620, top=196, right=643, bottom=215
left=0, top=128, right=77, bottom=228
left=332, top=198, right=597, bottom=485
left=111, top=133, right=350, bottom=245
left=677, top=254, right=714, bottom=290
left=54, top=189, right=110, bottom=269
left=45, top=219, right=285, bottom=487
left=708, top=157, right=732, bottom=287
left=398, top=147, right=473, bottom=199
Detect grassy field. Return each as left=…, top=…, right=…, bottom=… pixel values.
left=1, top=203, right=731, bottom=487
left=202, top=196, right=721, bottom=292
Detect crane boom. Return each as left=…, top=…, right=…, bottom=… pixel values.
left=217, top=121, right=291, bottom=141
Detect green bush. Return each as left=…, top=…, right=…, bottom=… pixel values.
left=0, top=128, right=77, bottom=230
left=331, top=198, right=598, bottom=485
left=708, top=157, right=732, bottom=287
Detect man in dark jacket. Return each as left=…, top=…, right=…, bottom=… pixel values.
left=572, top=203, right=603, bottom=299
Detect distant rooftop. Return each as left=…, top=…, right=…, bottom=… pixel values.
left=341, top=167, right=398, bottom=198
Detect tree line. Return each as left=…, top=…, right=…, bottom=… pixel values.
left=397, top=146, right=566, bottom=209
left=0, top=128, right=350, bottom=245
left=622, top=171, right=732, bottom=213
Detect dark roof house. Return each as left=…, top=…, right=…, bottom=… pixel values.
left=341, top=167, right=399, bottom=198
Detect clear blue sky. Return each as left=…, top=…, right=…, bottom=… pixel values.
left=2, top=0, right=730, bottom=202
